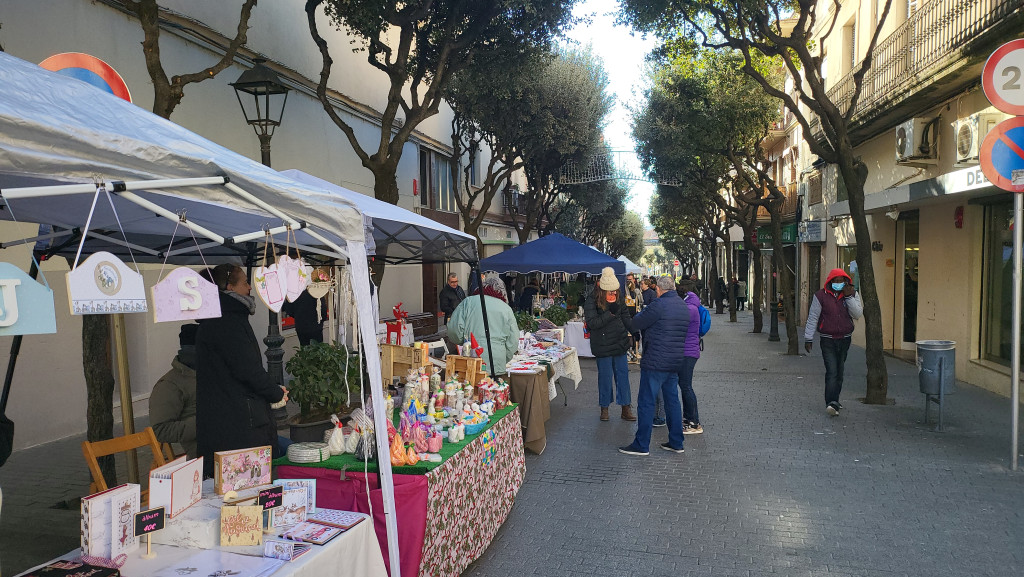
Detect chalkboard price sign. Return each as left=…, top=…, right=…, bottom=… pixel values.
left=258, top=486, right=284, bottom=510
left=134, top=507, right=166, bottom=537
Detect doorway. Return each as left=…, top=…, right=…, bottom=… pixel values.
left=901, top=215, right=919, bottom=346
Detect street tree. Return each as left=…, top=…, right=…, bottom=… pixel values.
left=508, top=46, right=613, bottom=244
left=306, top=0, right=577, bottom=205
left=605, top=210, right=646, bottom=263
left=621, top=0, right=893, bottom=401
left=550, top=171, right=629, bottom=247
left=122, top=0, right=258, bottom=118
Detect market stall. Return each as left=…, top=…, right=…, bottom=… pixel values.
left=276, top=405, right=525, bottom=577
left=0, top=51, right=478, bottom=577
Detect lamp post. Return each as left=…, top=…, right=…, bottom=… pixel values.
left=231, top=58, right=290, bottom=401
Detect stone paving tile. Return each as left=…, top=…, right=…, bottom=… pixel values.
left=3, top=312, right=1024, bottom=576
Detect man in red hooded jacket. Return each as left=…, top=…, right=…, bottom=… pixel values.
left=804, top=269, right=863, bottom=416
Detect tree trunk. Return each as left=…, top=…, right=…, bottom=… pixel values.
left=750, top=243, right=764, bottom=333
left=840, top=156, right=889, bottom=403
left=372, top=167, right=400, bottom=205
left=709, top=241, right=720, bottom=313
left=769, top=209, right=798, bottom=354
left=83, top=315, right=116, bottom=487
left=725, top=237, right=736, bottom=323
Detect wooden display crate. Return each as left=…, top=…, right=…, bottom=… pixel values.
left=446, top=355, right=483, bottom=388
left=381, top=343, right=429, bottom=384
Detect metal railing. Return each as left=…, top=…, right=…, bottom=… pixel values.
left=821, top=0, right=1020, bottom=124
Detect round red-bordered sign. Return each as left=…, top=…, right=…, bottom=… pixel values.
left=38, top=52, right=132, bottom=102
left=980, top=116, right=1024, bottom=193
left=983, top=39, right=1024, bottom=115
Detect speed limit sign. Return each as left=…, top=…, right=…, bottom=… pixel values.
left=983, top=39, right=1024, bottom=115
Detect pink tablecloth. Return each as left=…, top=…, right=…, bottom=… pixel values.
left=278, top=406, right=525, bottom=577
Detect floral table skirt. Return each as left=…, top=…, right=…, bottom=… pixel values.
left=277, top=406, right=525, bottom=577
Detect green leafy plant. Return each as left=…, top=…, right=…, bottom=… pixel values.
left=515, top=310, right=538, bottom=332
left=562, top=281, right=584, bottom=309
left=542, top=305, right=570, bottom=327
left=285, top=342, right=362, bottom=422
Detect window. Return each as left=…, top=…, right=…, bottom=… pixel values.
left=419, top=148, right=457, bottom=212
left=842, top=20, right=856, bottom=74
left=983, top=201, right=1022, bottom=365
left=837, top=246, right=859, bottom=291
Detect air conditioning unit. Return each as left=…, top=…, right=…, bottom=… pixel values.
left=953, top=112, right=1005, bottom=164
left=895, top=118, right=938, bottom=165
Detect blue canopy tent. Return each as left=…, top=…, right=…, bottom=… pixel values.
left=479, top=233, right=625, bottom=276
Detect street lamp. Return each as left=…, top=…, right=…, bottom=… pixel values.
left=231, top=58, right=290, bottom=166
left=231, top=58, right=290, bottom=403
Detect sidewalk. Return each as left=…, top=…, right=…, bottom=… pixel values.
left=464, top=311, right=1024, bottom=577
left=2, top=311, right=1023, bottom=576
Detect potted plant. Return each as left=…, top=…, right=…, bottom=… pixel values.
left=285, top=342, right=362, bottom=442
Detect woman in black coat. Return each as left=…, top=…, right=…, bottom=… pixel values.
left=584, top=267, right=635, bottom=422
left=196, top=264, right=287, bottom=477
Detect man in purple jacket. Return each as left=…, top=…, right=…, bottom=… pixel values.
left=652, top=279, right=703, bottom=433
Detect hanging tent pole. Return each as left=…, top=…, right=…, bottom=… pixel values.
left=346, top=240, right=402, bottom=576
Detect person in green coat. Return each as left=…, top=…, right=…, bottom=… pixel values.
left=448, top=275, right=520, bottom=376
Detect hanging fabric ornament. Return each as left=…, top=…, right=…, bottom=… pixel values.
left=307, top=266, right=332, bottom=299
left=280, top=228, right=313, bottom=302
left=253, top=232, right=288, bottom=313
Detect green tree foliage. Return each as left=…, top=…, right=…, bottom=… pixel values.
left=622, top=0, right=893, bottom=399
left=551, top=173, right=628, bottom=247
left=306, top=0, right=578, bottom=204
left=605, top=210, right=646, bottom=264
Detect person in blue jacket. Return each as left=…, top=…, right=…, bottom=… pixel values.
left=619, top=276, right=690, bottom=456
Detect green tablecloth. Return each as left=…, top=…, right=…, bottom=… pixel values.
left=273, top=404, right=518, bottom=475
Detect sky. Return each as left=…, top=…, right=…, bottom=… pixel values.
left=565, top=0, right=659, bottom=225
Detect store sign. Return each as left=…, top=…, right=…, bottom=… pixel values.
left=150, top=267, right=220, bottom=323
left=798, top=220, right=826, bottom=243
left=0, top=262, right=57, bottom=336
left=66, top=252, right=147, bottom=315
left=757, top=223, right=798, bottom=245
left=940, top=165, right=992, bottom=195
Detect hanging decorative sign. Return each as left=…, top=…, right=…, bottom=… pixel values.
left=307, top=267, right=333, bottom=299
left=0, top=262, right=57, bottom=336
left=254, top=262, right=287, bottom=313
left=277, top=255, right=312, bottom=303
left=66, top=252, right=147, bottom=315
left=150, top=267, right=221, bottom=323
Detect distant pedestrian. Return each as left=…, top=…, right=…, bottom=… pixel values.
left=737, top=279, right=747, bottom=311
left=584, top=267, right=636, bottom=422
left=803, top=269, right=863, bottom=416
left=625, top=274, right=644, bottom=363
left=439, top=272, right=466, bottom=325
left=715, top=277, right=728, bottom=314
left=641, top=278, right=657, bottom=310
left=619, top=276, right=689, bottom=456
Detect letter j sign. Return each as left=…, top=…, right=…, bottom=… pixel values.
left=0, top=262, right=57, bottom=336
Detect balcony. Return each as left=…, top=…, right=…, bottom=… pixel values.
left=809, top=0, right=1024, bottom=145
left=756, top=182, right=800, bottom=223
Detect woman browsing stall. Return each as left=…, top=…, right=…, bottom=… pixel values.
left=584, top=267, right=635, bottom=422
left=448, top=276, right=520, bottom=376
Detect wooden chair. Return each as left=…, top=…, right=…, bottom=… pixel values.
left=82, top=426, right=167, bottom=505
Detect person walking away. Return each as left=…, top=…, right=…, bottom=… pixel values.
left=652, top=279, right=704, bottom=433
left=618, top=276, right=689, bottom=455
left=518, top=278, right=540, bottom=313
left=439, top=272, right=467, bottom=325
left=803, top=269, right=863, bottom=416
left=737, top=279, right=747, bottom=311
left=715, top=277, right=728, bottom=314
left=150, top=324, right=199, bottom=459
left=584, top=267, right=636, bottom=422
left=448, top=276, right=519, bottom=375
left=281, top=290, right=323, bottom=346
left=197, top=264, right=288, bottom=477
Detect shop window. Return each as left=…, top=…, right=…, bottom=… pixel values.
left=982, top=201, right=1022, bottom=365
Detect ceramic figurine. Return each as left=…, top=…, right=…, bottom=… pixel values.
left=430, top=367, right=441, bottom=392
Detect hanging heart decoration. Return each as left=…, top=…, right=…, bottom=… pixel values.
left=281, top=229, right=313, bottom=302
left=253, top=235, right=287, bottom=313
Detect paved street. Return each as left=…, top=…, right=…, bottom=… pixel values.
left=2, top=311, right=1023, bottom=576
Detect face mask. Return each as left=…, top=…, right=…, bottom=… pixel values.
left=831, top=282, right=846, bottom=292
left=605, top=291, right=618, bottom=303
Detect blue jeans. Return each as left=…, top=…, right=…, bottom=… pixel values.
left=820, top=336, right=851, bottom=405
left=654, top=357, right=699, bottom=424
left=632, top=369, right=684, bottom=452
left=596, top=354, right=631, bottom=407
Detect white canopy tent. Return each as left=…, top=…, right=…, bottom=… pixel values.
left=0, top=50, right=476, bottom=576
left=617, top=255, right=644, bottom=275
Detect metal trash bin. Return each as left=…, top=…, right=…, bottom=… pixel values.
left=916, top=340, right=956, bottom=430
left=916, top=340, right=956, bottom=394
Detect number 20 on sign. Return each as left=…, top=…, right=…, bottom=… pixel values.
left=983, top=39, right=1024, bottom=116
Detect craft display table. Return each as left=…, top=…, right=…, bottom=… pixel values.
left=14, top=511, right=386, bottom=577
left=276, top=405, right=525, bottom=577
left=563, top=321, right=592, bottom=357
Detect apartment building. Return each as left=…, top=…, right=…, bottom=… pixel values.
left=0, top=0, right=527, bottom=447
left=795, top=0, right=1023, bottom=396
